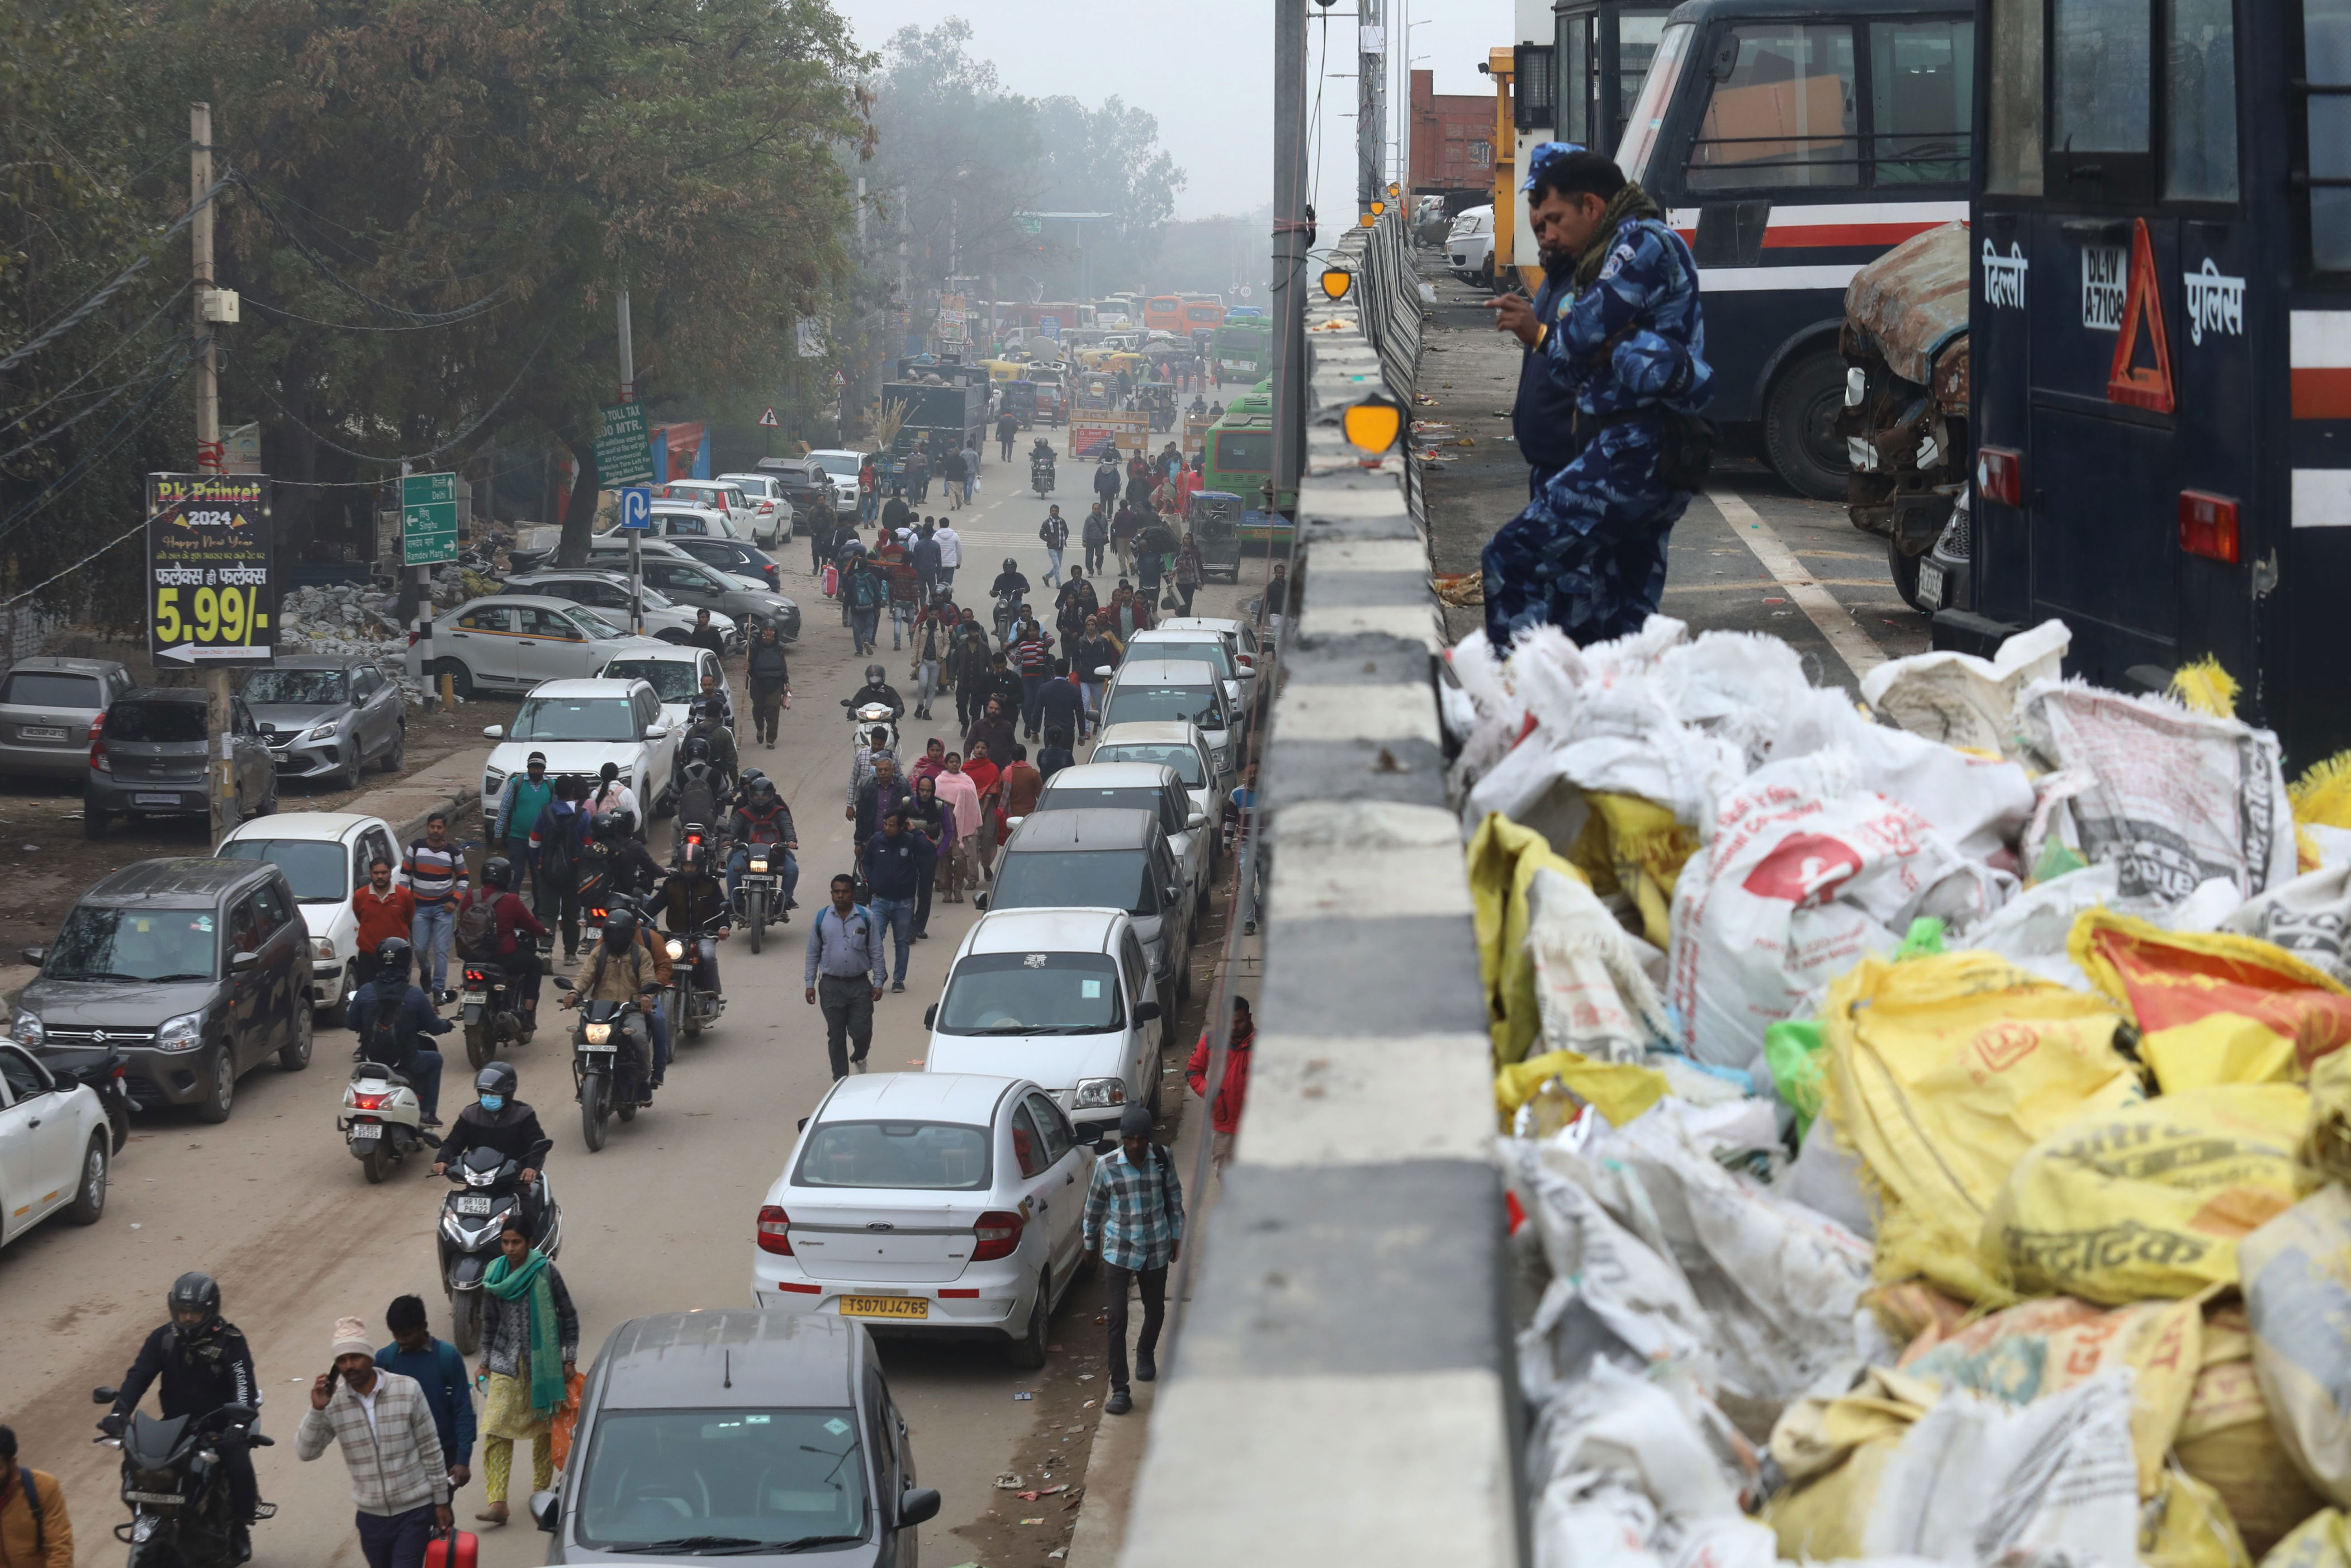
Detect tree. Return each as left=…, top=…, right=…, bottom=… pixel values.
left=1032, top=96, right=1186, bottom=295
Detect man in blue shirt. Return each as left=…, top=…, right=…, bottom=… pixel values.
left=862, top=811, right=936, bottom=993
left=803, top=875, right=887, bottom=1079
left=1082, top=1103, right=1184, bottom=1415
left=377, top=1295, right=474, bottom=1498
left=347, top=937, right=451, bottom=1125
left=1483, top=144, right=1713, bottom=651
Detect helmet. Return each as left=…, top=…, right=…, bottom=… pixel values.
left=691, top=694, right=726, bottom=723
left=168, top=1271, right=221, bottom=1332
left=601, top=909, right=639, bottom=946
left=373, top=936, right=413, bottom=978
left=1003, top=557, right=1018, bottom=572
left=864, top=663, right=885, bottom=685
left=684, top=735, right=712, bottom=765
left=750, top=775, right=779, bottom=803
left=475, top=1062, right=519, bottom=1100
left=610, top=808, right=638, bottom=838
left=590, top=810, right=622, bottom=840
left=481, top=855, right=513, bottom=890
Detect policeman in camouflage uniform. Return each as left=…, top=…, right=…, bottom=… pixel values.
left=1482, top=145, right=1712, bottom=650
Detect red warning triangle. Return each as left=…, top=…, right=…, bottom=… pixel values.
left=2107, top=217, right=2175, bottom=414
left=757, top=406, right=780, bottom=427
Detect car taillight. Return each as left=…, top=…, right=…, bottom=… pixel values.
left=352, top=1093, right=387, bottom=1110
left=971, top=1210, right=1023, bottom=1262
left=89, top=712, right=108, bottom=772
left=407, top=628, right=422, bottom=646
left=1976, top=446, right=2024, bottom=509
left=1235, top=653, right=1254, bottom=669
left=2179, top=490, right=2240, bottom=565
left=756, top=1204, right=795, bottom=1255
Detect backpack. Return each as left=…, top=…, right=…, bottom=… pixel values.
left=452, top=889, right=501, bottom=959
left=851, top=570, right=885, bottom=610
left=541, top=806, right=580, bottom=890
left=359, top=989, right=404, bottom=1063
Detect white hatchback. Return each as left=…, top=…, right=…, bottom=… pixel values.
left=0, top=1040, right=111, bottom=1250
left=751, top=1071, right=1097, bottom=1367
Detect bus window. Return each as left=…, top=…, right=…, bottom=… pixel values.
left=2301, top=0, right=2351, bottom=270
left=2165, top=0, right=2238, bottom=201
left=1615, top=21, right=1693, bottom=179
left=1986, top=0, right=2044, bottom=194
left=2050, top=0, right=2151, bottom=197
left=1869, top=21, right=1971, bottom=187
left=1685, top=25, right=1859, bottom=191
left=1210, top=432, right=1271, bottom=473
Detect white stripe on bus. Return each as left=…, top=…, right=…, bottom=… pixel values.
left=1691, top=264, right=1864, bottom=293
left=2292, top=469, right=2351, bottom=527
left=2290, top=311, right=2351, bottom=368
left=1665, top=200, right=1969, bottom=229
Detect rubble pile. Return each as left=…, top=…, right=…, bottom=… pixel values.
left=274, top=560, right=485, bottom=705
left=1446, top=615, right=2351, bottom=1568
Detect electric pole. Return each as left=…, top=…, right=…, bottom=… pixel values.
left=618, top=287, right=642, bottom=636
left=1359, top=0, right=1386, bottom=209
left=1272, top=0, right=1309, bottom=513
left=192, top=102, right=236, bottom=849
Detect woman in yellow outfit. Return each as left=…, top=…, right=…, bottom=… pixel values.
left=474, top=1221, right=577, bottom=1526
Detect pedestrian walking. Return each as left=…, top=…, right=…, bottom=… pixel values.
left=1082, top=503, right=1110, bottom=575
left=996, top=410, right=1018, bottom=462
left=0, top=1424, right=73, bottom=1568
left=1074, top=618, right=1118, bottom=734
left=1038, top=506, right=1069, bottom=586
left=933, top=517, right=963, bottom=596
left=294, top=1316, right=454, bottom=1567
left=527, top=779, right=589, bottom=961
left=857, top=456, right=878, bottom=522
left=962, top=741, right=1003, bottom=877
left=1092, top=453, right=1121, bottom=519
left=905, top=447, right=930, bottom=505
left=846, top=557, right=885, bottom=656
left=1172, top=533, right=1204, bottom=617
left=746, top=624, right=791, bottom=747
left=351, top=854, right=416, bottom=997
left=806, top=495, right=837, bottom=575
left=864, top=811, right=936, bottom=992
left=881, top=487, right=914, bottom=537
left=1055, top=568, right=1099, bottom=643
left=961, top=442, right=981, bottom=504
left=588, top=762, right=640, bottom=832
left=1186, top=994, right=1255, bottom=1172
left=998, top=744, right=1042, bottom=825
left=1224, top=759, right=1263, bottom=935
left=933, top=754, right=983, bottom=902
left=804, top=875, right=887, bottom=1078
left=473, top=1227, right=578, bottom=1528
left=402, top=812, right=468, bottom=1002
left=907, top=775, right=948, bottom=938
left=1111, top=501, right=1140, bottom=577
left=1037, top=658, right=1084, bottom=750
left=884, top=548, right=921, bottom=650
left=1012, top=619, right=1055, bottom=739
left=952, top=612, right=996, bottom=731
left=1082, top=1104, right=1184, bottom=1417
left=911, top=521, right=942, bottom=603
left=376, top=1297, right=475, bottom=1502
left=492, top=752, right=555, bottom=908
left=1038, top=726, right=1076, bottom=781
left=940, top=446, right=968, bottom=511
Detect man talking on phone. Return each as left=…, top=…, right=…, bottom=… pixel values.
left=296, top=1316, right=453, bottom=1568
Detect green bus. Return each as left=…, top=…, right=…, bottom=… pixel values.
left=1200, top=382, right=1293, bottom=546
left=1210, top=319, right=1271, bottom=388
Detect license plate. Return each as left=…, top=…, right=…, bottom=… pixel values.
left=840, top=1295, right=928, bottom=1320
left=463, top=990, right=487, bottom=1004
left=578, top=1041, right=617, bottom=1053
left=455, top=1195, right=497, bottom=1215
left=126, top=1491, right=183, bottom=1505
left=133, top=793, right=183, bottom=806
left=19, top=725, right=65, bottom=741
left=1917, top=559, right=1946, bottom=612
left=348, top=1124, right=382, bottom=1142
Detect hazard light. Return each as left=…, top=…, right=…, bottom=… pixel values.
left=1976, top=447, right=2024, bottom=509
left=2179, top=491, right=2240, bottom=565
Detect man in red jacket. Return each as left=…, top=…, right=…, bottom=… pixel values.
left=1185, top=994, right=1254, bottom=1172
left=453, top=856, right=549, bottom=1038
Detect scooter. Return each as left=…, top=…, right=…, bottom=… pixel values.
left=841, top=698, right=900, bottom=760
left=91, top=1390, right=274, bottom=1567
left=339, top=1060, right=427, bottom=1184
left=458, top=958, right=528, bottom=1069
left=560, top=977, right=657, bottom=1152
left=437, top=1143, right=562, bottom=1355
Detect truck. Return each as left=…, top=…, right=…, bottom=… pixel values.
left=880, top=362, right=988, bottom=461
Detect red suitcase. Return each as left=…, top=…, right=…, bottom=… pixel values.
left=424, top=1524, right=478, bottom=1568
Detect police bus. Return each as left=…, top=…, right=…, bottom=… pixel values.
left=1541, top=0, right=1974, bottom=499
left=1946, top=0, right=2350, bottom=764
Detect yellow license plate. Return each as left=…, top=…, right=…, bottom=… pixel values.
left=840, top=1295, right=929, bottom=1320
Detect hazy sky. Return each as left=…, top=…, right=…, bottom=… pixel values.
left=833, top=0, right=1509, bottom=225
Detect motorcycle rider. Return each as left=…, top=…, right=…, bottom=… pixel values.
left=847, top=661, right=906, bottom=724
left=988, top=556, right=1031, bottom=643
left=1028, top=435, right=1057, bottom=492
left=106, top=1273, right=263, bottom=1562
left=726, top=775, right=800, bottom=913
left=559, top=911, right=667, bottom=1090
left=347, top=936, right=451, bottom=1125
left=432, top=1063, right=553, bottom=1231
left=671, top=742, right=726, bottom=860
left=581, top=810, right=667, bottom=906
left=452, top=856, right=548, bottom=1040
left=674, top=694, right=737, bottom=794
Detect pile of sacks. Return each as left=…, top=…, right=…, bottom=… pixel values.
left=1449, top=614, right=2351, bottom=1568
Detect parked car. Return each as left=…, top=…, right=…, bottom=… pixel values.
left=648, top=480, right=756, bottom=538
left=751, top=1071, right=1097, bottom=1370
left=216, top=811, right=400, bottom=1024
left=480, top=678, right=678, bottom=820
left=1093, top=657, right=1238, bottom=783
left=16, top=857, right=315, bottom=1123
left=1086, top=721, right=1225, bottom=856
left=0, top=655, right=132, bottom=784
left=0, top=1039, right=112, bottom=1248
left=533, top=1309, right=936, bottom=1562
left=402, top=594, right=673, bottom=700
left=1124, top=627, right=1258, bottom=726
left=804, top=449, right=867, bottom=511
left=500, top=570, right=732, bottom=645
left=238, top=656, right=407, bottom=790
left=85, top=688, right=277, bottom=839
left=661, top=533, right=781, bottom=595
left=1154, top=614, right=1262, bottom=687
left=585, top=537, right=802, bottom=642
left=598, top=646, right=725, bottom=735
left=597, top=500, right=737, bottom=541
left=717, top=471, right=798, bottom=547
left=1447, top=204, right=1495, bottom=287
left=923, top=908, right=1166, bottom=1144
left=1027, top=761, right=1211, bottom=910
left=979, top=807, right=1193, bottom=1007
left=751, top=460, right=832, bottom=533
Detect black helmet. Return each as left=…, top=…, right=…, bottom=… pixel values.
left=590, top=809, right=623, bottom=840
left=601, top=908, right=639, bottom=946
left=481, top=855, right=513, bottom=891
left=864, top=663, right=885, bottom=685
left=691, top=694, right=725, bottom=723
left=684, top=735, right=712, bottom=764
left=373, top=936, right=413, bottom=978
left=611, top=808, right=638, bottom=838
left=168, top=1271, right=221, bottom=1332
left=475, top=1062, right=519, bottom=1100
left=1003, top=557, right=1018, bottom=572
left=750, top=775, right=779, bottom=802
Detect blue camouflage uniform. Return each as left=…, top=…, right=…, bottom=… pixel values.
left=1483, top=211, right=1712, bottom=650
left=1513, top=258, right=1584, bottom=497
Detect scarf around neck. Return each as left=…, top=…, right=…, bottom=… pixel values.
left=482, top=1250, right=564, bottom=1414
left=1572, top=181, right=1666, bottom=293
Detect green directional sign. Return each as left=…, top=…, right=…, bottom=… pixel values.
left=401, top=471, right=458, bottom=566
left=1018, top=215, right=1043, bottom=236
left=596, top=399, right=655, bottom=486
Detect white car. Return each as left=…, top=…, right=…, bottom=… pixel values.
left=480, top=677, right=678, bottom=819
left=598, top=645, right=726, bottom=735
left=0, top=1040, right=110, bottom=1248
left=650, top=479, right=756, bottom=538
left=216, top=811, right=401, bottom=1022
left=500, top=569, right=732, bottom=645
left=596, top=500, right=743, bottom=543
left=404, top=594, right=675, bottom=700
left=1095, top=657, right=1238, bottom=783
left=717, top=471, right=797, bottom=547
left=751, top=1070, right=1099, bottom=1366
left=1083, top=721, right=1225, bottom=870
left=1125, top=626, right=1258, bottom=724
left=1448, top=205, right=1495, bottom=286
left=1027, top=761, right=1211, bottom=913
left=805, top=448, right=867, bottom=511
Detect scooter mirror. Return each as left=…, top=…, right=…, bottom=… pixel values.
left=93, top=1385, right=118, bottom=1404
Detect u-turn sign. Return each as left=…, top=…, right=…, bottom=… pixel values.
left=619, top=486, right=653, bottom=530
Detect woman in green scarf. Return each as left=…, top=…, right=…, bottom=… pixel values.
left=474, top=1221, right=579, bottom=1526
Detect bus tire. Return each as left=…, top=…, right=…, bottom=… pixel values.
left=1762, top=347, right=1851, bottom=501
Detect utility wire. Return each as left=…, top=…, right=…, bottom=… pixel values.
left=0, top=282, right=193, bottom=441
left=233, top=173, right=512, bottom=326
left=0, top=175, right=234, bottom=375
left=0, top=337, right=199, bottom=547
left=218, top=324, right=552, bottom=468
left=0, top=519, right=145, bottom=609
left=238, top=293, right=508, bottom=333
left=0, top=335, right=193, bottom=466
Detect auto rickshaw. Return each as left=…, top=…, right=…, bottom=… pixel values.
left=1185, top=490, right=1244, bottom=581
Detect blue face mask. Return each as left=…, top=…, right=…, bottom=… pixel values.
left=478, top=1094, right=504, bottom=1112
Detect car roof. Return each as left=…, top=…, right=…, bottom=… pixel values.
left=1111, top=658, right=1221, bottom=684
left=521, top=678, right=646, bottom=698
left=964, top=907, right=1123, bottom=955
left=10, top=655, right=127, bottom=676
left=84, top=856, right=274, bottom=904
left=505, top=569, right=627, bottom=584
left=587, top=536, right=688, bottom=557
left=594, top=1311, right=859, bottom=1410
left=1156, top=616, right=1245, bottom=636
left=221, top=811, right=380, bottom=844
left=1090, top=721, right=1209, bottom=750
left=648, top=501, right=727, bottom=517
left=819, top=1070, right=1023, bottom=1124
left=1002, top=807, right=1158, bottom=852
left=807, top=448, right=865, bottom=461
left=601, top=645, right=703, bottom=664
left=1042, top=761, right=1182, bottom=792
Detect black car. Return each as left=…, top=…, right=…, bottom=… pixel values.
left=13, top=858, right=315, bottom=1124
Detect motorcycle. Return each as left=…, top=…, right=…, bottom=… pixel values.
left=558, top=976, right=657, bottom=1152
left=671, top=819, right=722, bottom=874
left=338, top=1059, right=427, bottom=1184
left=731, top=841, right=788, bottom=953
left=90, top=1390, right=274, bottom=1567
left=656, top=868, right=729, bottom=1041
left=458, top=958, right=528, bottom=1069
left=437, top=1143, right=563, bottom=1354
left=1030, top=452, right=1056, bottom=496
left=993, top=590, right=1023, bottom=644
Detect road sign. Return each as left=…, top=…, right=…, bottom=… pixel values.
left=400, top=471, right=459, bottom=566
left=757, top=406, right=779, bottom=428
left=595, top=400, right=655, bottom=486
left=1237, top=285, right=1254, bottom=300
left=619, top=486, right=653, bottom=530
left=1019, top=215, right=1043, bottom=236
left=146, top=472, right=275, bottom=666
left=1040, top=314, right=1061, bottom=340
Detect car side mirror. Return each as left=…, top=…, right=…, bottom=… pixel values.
left=530, top=1489, right=562, bottom=1532
left=258, top=722, right=276, bottom=736
left=924, top=1004, right=938, bottom=1028
left=798, top=1115, right=811, bottom=1131
left=1134, top=1001, right=1162, bottom=1022
left=22, top=947, right=45, bottom=967
left=644, top=723, right=669, bottom=740
left=1004, top=816, right=1026, bottom=834
left=230, top=950, right=260, bottom=973
left=1092, top=1137, right=1118, bottom=1155
left=1186, top=810, right=1205, bottom=831
left=971, top=892, right=988, bottom=911
left=93, top=1385, right=119, bottom=1404
left=898, top=1487, right=942, bottom=1528
left=1093, top=666, right=1114, bottom=679
left=481, top=725, right=505, bottom=740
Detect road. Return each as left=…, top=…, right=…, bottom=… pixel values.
left=0, top=440, right=1252, bottom=1566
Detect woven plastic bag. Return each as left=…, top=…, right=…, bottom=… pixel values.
left=2242, top=1184, right=2351, bottom=1508
left=2261, top=1510, right=2351, bottom=1568
left=2175, top=1303, right=2331, bottom=1557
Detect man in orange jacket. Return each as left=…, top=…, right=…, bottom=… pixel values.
left=1184, top=994, right=1255, bottom=1172
left=0, top=1424, right=74, bottom=1568
left=351, top=855, right=418, bottom=996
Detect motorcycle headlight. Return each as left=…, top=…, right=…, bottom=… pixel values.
left=584, top=1021, right=612, bottom=1044
left=11, top=1011, right=41, bottom=1049
left=665, top=938, right=685, bottom=959
left=155, top=1011, right=205, bottom=1054
left=748, top=858, right=769, bottom=873
left=306, top=718, right=342, bottom=740
left=313, top=936, right=337, bottom=960
left=1074, top=1077, right=1127, bottom=1109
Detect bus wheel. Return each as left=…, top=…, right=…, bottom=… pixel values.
left=1762, top=348, right=1851, bottom=502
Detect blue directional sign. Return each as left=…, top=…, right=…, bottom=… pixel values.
left=1040, top=315, right=1061, bottom=341
left=619, top=486, right=653, bottom=530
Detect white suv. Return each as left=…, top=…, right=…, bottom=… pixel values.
left=805, top=449, right=866, bottom=511
left=479, top=677, right=678, bottom=819
left=1448, top=205, right=1496, bottom=287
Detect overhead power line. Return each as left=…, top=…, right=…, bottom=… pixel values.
left=0, top=174, right=234, bottom=375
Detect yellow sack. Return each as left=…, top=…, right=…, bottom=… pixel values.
left=1984, top=1083, right=2318, bottom=1304
left=2263, top=1511, right=2351, bottom=1568
left=2177, top=1303, right=2331, bottom=1557
left=2145, top=1466, right=2255, bottom=1568
left=1466, top=811, right=1587, bottom=1067
left=1493, top=1048, right=1668, bottom=1132
left=1818, top=948, right=2140, bottom=1303
left=1566, top=790, right=1698, bottom=951
left=1897, top=1293, right=2202, bottom=1497
left=1764, top=1366, right=1936, bottom=1561
left=2309, top=1046, right=2351, bottom=1182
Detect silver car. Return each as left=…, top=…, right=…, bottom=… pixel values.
left=0, top=656, right=133, bottom=783
left=238, top=656, right=406, bottom=790
left=586, top=538, right=802, bottom=642
left=84, top=688, right=276, bottom=837
left=402, top=595, right=675, bottom=700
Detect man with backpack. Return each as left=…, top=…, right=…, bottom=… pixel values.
left=845, top=556, right=885, bottom=657
left=491, top=752, right=556, bottom=908
left=1037, top=505, right=1069, bottom=587
left=528, top=778, right=589, bottom=963
left=451, top=857, right=548, bottom=1040
left=348, top=936, right=451, bottom=1125
left=727, top=775, right=800, bottom=913
left=0, top=1424, right=74, bottom=1568
left=803, top=874, right=888, bottom=1079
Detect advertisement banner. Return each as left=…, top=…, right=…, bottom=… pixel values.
left=146, top=472, right=275, bottom=666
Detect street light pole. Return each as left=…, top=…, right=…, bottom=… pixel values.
left=618, top=287, right=643, bottom=636
left=191, top=102, right=238, bottom=848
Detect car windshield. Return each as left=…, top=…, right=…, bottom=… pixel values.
left=1103, top=684, right=1221, bottom=732
left=103, top=701, right=207, bottom=743
left=937, top=951, right=1124, bottom=1035
left=572, top=607, right=628, bottom=639
left=511, top=697, right=637, bottom=742
left=794, top=1120, right=992, bottom=1190
left=1136, top=639, right=1232, bottom=676
left=3, top=671, right=103, bottom=707
left=45, top=904, right=217, bottom=982
left=217, top=839, right=348, bottom=902
left=812, top=453, right=860, bottom=477
left=1092, top=743, right=1205, bottom=787
left=572, top=1407, right=868, bottom=1552
left=601, top=659, right=700, bottom=702
left=993, top=848, right=1158, bottom=916
left=239, top=669, right=349, bottom=705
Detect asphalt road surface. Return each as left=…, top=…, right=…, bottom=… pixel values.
left=0, top=443, right=1250, bottom=1566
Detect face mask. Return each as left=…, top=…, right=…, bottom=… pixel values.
left=478, top=1095, right=504, bottom=1112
